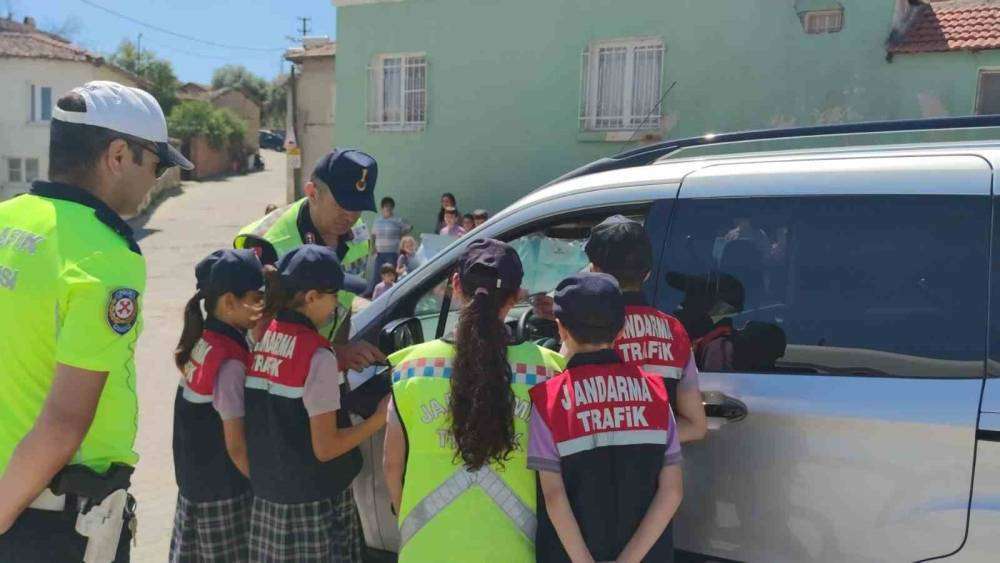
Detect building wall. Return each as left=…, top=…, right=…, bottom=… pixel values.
left=189, top=135, right=234, bottom=180
left=212, top=90, right=261, bottom=152
left=288, top=55, right=337, bottom=200
left=0, top=58, right=138, bottom=199
left=334, top=0, right=1000, bottom=232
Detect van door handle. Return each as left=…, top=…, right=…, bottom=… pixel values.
left=702, top=391, right=748, bottom=423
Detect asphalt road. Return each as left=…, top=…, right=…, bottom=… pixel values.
left=129, top=151, right=286, bottom=560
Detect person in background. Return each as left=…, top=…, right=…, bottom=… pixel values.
left=372, top=196, right=411, bottom=273
left=439, top=207, right=466, bottom=237
left=435, top=192, right=457, bottom=232
left=396, top=235, right=418, bottom=277
left=473, top=209, right=489, bottom=227
left=170, top=249, right=263, bottom=562
left=383, top=239, right=565, bottom=562
left=586, top=216, right=707, bottom=444
left=462, top=213, right=476, bottom=233
left=246, top=245, right=388, bottom=562
left=372, top=263, right=398, bottom=300
left=529, top=273, right=683, bottom=563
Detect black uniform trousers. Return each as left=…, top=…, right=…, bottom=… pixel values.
left=0, top=507, right=132, bottom=562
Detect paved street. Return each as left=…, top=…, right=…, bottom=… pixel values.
left=129, top=151, right=286, bottom=560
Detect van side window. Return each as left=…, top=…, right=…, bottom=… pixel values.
left=657, top=196, right=989, bottom=378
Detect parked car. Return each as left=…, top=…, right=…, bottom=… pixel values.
left=258, top=129, right=284, bottom=151
left=347, top=116, right=1000, bottom=562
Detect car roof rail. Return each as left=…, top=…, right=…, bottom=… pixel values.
left=541, top=114, right=1000, bottom=188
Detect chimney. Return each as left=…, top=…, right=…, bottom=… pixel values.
left=23, top=16, right=35, bottom=29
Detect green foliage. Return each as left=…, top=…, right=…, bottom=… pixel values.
left=110, top=39, right=179, bottom=114
left=167, top=101, right=247, bottom=150
left=263, top=76, right=288, bottom=129
left=211, top=65, right=268, bottom=103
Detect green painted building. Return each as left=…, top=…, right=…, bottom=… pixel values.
left=331, top=0, right=1000, bottom=232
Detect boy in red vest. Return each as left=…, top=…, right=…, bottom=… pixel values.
left=585, top=215, right=707, bottom=443
left=529, top=273, right=683, bottom=563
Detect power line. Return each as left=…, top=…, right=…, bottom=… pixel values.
left=78, top=0, right=284, bottom=52
left=138, top=35, right=255, bottom=62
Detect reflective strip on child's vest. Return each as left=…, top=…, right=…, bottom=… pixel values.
left=389, top=339, right=565, bottom=562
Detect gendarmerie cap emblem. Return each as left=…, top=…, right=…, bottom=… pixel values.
left=356, top=168, right=368, bottom=192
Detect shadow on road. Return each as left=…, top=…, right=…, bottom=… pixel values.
left=128, top=185, right=184, bottom=242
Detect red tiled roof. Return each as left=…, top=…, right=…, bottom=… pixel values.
left=0, top=31, right=94, bottom=62
left=890, top=1, right=1000, bottom=54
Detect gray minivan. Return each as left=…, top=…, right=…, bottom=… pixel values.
left=348, top=119, right=1000, bottom=562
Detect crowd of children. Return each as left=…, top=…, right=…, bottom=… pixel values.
left=169, top=214, right=696, bottom=562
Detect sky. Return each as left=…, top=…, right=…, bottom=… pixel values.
left=9, top=0, right=337, bottom=83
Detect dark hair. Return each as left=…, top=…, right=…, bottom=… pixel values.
left=562, top=319, right=622, bottom=347
left=463, top=213, right=474, bottom=222
left=381, top=197, right=395, bottom=208
left=449, top=273, right=519, bottom=470
left=437, top=193, right=457, bottom=225
left=380, top=263, right=397, bottom=277
left=262, top=266, right=307, bottom=318
left=596, top=265, right=646, bottom=291
left=49, top=93, right=145, bottom=183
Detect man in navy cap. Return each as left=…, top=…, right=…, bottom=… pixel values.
left=234, top=148, right=384, bottom=371
left=528, top=272, right=683, bottom=563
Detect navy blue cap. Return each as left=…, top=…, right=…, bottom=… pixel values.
left=554, top=272, right=625, bottom=337
left=276, top=244, right=345, bottom=292
left=312, top=148, right=378, bottom=212
left=457, top=238, right=523, bottom=291
left=585, top=215, right=652, bottom=274
left=195, top=249, right=264, bottom=296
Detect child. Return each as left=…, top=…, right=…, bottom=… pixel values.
left=246, top=244, right=388, bottom=562
left=171, top=249, right=264, bottom=562
left=372, top=262, right=397, bottom=299
left=372, top=196, right=411, bottom=273
left=585, top=215, right=707, bottom=443
left=473, top=209, right=489, bottom=227
left=396, top=235, right=417, bottom=277
left=439, top=207, right=466, bottom=237
left=462, top=213, right=476, bottom=233
left=528, top=273, right=683, bottom=563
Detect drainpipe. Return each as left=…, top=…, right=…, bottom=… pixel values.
left=289, top=65, right=302, bottom=200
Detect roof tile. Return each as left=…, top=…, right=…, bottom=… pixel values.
left=890, top=2, right=1000, bottom=54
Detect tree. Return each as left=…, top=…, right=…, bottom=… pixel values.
left=167, top=100, right=246, bottom=150
left=110, top=40, right=180, bottom=115
left=211, top=65, right=268, bottom=104
left=263, top=75, right=288, bottom=129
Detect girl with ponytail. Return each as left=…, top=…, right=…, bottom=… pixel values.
left=383, top=238, right=566, bottom=562
left=170, top=249, right=264, bottom=563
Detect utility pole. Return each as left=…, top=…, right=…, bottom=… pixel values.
left=296, top=17, right=311, bottom=38
left=136, top=33, right=143, bottom=71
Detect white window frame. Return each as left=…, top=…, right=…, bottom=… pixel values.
left=29, top=84, right=53, bottom=123
left=5, top=157, right=40, bottom=184
left=580, top=37, right=665, bottom=132
left=367, top=53, right=427, bottom=132
left=804, top=10, right=843, bottom=34
left=975, top=69, right=1000, bottom=114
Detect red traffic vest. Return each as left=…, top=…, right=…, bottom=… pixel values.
left=182, top=329, right=251, bottom=401
left=615, top=304, right=692, bottom=409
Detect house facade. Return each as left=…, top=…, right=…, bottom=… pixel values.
left=285, top=37, right=337, bottom=201
left=209, top=87, right=262, bottom=153
left=0, top=16, right=143, bottom=200
left=332, top=0, right=1000, bottom=231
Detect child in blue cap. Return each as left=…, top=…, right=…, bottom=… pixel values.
left=171, top=248, right=265, bottom=562
left=246, top=244, right=388, bottom=562
left=528, top=272, right=683, bottom=563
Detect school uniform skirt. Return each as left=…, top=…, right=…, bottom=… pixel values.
left=248, top=488, right=362, bottom=562
left=169, top=491, right=253, bottom=563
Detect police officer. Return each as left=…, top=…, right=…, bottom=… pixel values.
left=234, top=149, right=384, bottom=371
left=0, top=81, right=193, bottom=561
left=383, top=239, right=565, bottom=562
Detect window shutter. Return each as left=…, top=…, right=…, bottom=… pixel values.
left=977, top=72, right=1000, bottom=115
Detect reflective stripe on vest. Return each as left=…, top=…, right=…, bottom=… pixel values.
left=398, top=465, right=537, bottom=548
left=389, top=339, right=566, bottom=559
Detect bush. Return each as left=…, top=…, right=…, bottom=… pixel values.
left=167, top=101, right=247, bottom=150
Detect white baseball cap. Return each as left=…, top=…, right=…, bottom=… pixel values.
left=52, top=81, right=194, bottom=171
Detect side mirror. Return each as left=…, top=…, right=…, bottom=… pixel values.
left=379, top=317, right=424, bottom=355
